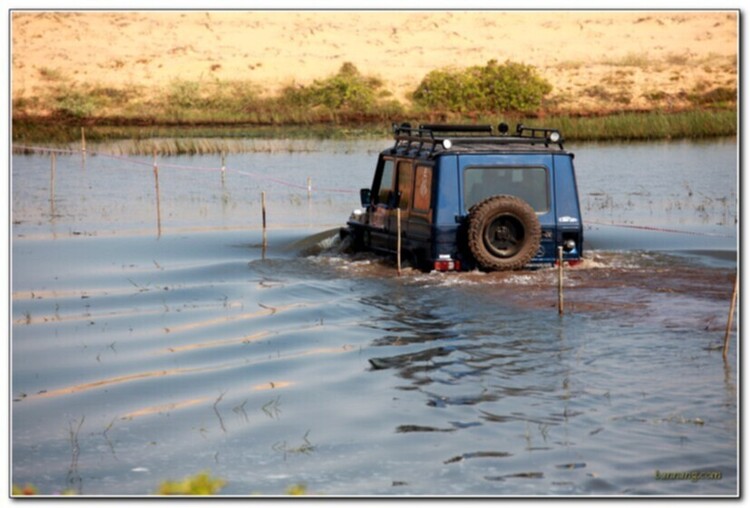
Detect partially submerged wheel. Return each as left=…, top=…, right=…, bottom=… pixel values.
left=340, top=226, right=365, bottom=253
left=467, top=195, right=541, bottom=271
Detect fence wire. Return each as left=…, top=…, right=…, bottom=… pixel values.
left=13, top=143, right=734, bottom=238
left=12, top=144, right=358, bottom=194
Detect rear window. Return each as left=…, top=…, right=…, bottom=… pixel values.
left=464, top=167, right=549, bottom=212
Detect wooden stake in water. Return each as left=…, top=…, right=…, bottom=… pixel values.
left=81, top=127, right=86, bottom=156
left=723, top=273, right=738, bottom=361
left=396, top=208, right=402, bottom=276
left=261, top=191, right=268, bottom=254
left=153, top=150, right=162, bottom=238
left=50, top=152, right=56, bottom=217
left=557, top=246, right=564, bottom=315
left=221, top=153, right=226, bottom=186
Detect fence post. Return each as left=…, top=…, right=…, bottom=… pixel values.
left=221, top=152, right=226, bottom=186
left=723, top=273, right=738, bottom=361
left=261, top=191, right=267, bottom=255
left=557, top=246, right=564, bottom=315
left=396, top=208, right=402, bottom=276
left=50, top=152, right=56, bottom=217
left=153, top=149, right=162, bottom=238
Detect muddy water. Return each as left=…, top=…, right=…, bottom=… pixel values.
left=11, top=139, right=737, bottom=496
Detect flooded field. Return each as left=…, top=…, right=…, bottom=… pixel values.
left=11, top=138, right=738, bottom=496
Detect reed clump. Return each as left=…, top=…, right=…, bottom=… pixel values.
left=551, top=110, right=737, bottom=141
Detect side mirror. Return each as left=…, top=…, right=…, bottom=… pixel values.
left=359, top=188, right=371, bottom=207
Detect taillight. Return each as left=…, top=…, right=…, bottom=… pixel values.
left=434, top=257, right=461, bottom=272
left=554, top=259, right=582, bottom=268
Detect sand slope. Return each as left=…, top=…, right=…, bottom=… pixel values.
left=11, top=10, right=738, bottom=113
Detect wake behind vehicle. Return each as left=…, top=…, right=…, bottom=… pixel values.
left=341, top=122, right=584, bottom=272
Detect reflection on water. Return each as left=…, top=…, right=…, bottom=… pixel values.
left=11, top=139, right=737, bottom=496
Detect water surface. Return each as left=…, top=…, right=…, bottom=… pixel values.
left=11, top=138, right=738, bottom=496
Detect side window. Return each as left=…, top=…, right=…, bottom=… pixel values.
left=376, top=160, right=395, bottom=204
left=413, top=165, right=433, bottom=211
left=397, top=160, right=413, bottom=210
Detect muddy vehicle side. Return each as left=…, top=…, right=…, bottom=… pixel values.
left=343, top=123, right=584, bottom=272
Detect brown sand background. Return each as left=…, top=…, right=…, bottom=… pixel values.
left=11, top=10, right=738, bottom=113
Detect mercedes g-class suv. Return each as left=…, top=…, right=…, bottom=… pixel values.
left=342, top=122, right=583, bottom=272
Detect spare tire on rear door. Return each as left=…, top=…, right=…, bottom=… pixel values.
left=467, top=195, right=541, bottom=271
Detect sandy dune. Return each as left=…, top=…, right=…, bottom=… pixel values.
left=11, top=10, right=738, bottom=113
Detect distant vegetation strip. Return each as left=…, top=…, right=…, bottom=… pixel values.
left=12, top=61, right=736, bottom=149
left=12, top=110, right=736, bottom=154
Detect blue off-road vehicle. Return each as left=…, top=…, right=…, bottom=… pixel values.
left=342, top=122, right=584, bottom=272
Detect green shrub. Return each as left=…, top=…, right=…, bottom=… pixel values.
left=665, top=52, right=692, bottom=66
left=159, top=79, right=261, bottom=121
left=54, top=89, right=98, bottom=118
left=688, top=86, right=737, bottom=106
left=279, top=62, right=391, bottom=113
left=411, top=59, right=552, bottom=113
left=642, top=90, right=668, bottom=102
left=89, top=86, right=137, bottom=102
left=206, top=80, right=261, bottom=110
left=166, top=79, right=202, bottom=109
left=582, top=85, right=631, bottom=106
left=12, top=95, right=40, bottom=113
left=38, top=67, right=65, bottom=81
left=607, top=52, right=652, bottom=68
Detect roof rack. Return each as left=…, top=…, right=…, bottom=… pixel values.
left=391, top=122, right=564, bottom=154
left=418, top=124, right=493, bottom=135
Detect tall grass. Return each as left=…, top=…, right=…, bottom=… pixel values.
left=12, top=60, right=737, bottom=149
left=12, top=110, right=735, bottom=155
left=554, top=110, right=736, bottom=141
